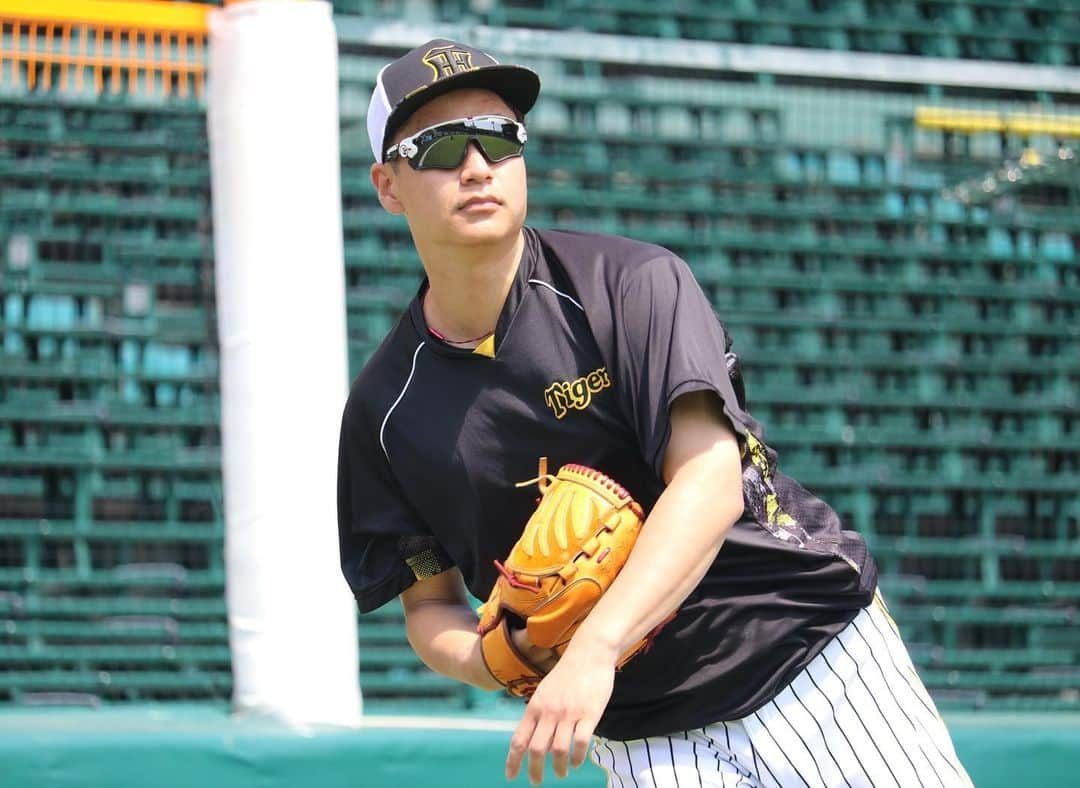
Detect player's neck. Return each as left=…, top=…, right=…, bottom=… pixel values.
left=419, top=230, right=525, bottom=345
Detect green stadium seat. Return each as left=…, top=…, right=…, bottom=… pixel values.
left=0, top=88, right=223, bottom=702
left=529, top=98, right=571, bottom=133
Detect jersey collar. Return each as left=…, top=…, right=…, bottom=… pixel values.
left=408, top=228, right=539, bottom=360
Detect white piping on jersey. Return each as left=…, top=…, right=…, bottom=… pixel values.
left=380, top=341, right=425, bottom=462
left=528, top=279, right=585, bottom=312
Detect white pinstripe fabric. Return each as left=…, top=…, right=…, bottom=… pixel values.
left=589, top=594, right=972, bottom=788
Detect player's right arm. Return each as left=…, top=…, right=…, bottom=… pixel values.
left=400, top=567, right=557, bottom=691
left=337, top=362, right=556, bottom=692
left=399, top=567, right=501, bottom=691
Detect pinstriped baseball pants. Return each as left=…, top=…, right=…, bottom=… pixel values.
left=589, top=593, right=972, bottom=788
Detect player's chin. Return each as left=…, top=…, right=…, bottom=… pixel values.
left=451, top=212, right=520, bottom=242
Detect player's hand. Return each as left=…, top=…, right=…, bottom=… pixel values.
left=510, top=627, right=560, bottom=673
left=505, top=640, right=616, bottom=784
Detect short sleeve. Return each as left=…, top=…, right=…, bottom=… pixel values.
left=336, top=396, right=454, bottom=612
left=615, top=255, right=754, bottom=476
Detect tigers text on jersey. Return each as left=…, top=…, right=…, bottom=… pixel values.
left=336, top=226, right=877, bottom=740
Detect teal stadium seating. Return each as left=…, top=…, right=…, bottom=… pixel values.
left=2, top=0, right=1078, bottom=715
left=332, top=0, right=1080, bottom=65
left=0, top=67, right=228, bottom=702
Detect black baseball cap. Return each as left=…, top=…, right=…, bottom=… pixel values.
left=367, top=39, right=541, bottom=163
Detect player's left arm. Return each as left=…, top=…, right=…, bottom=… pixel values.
left=506, top=388, right=744, bottom=784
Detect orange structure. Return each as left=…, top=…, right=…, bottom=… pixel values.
left=0, top=0, right=211, bottom=98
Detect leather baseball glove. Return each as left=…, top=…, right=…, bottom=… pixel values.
left=476, top=459, right=673, bottom=698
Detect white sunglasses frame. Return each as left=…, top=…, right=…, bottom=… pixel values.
left=384, top=114, right=528, bottom=166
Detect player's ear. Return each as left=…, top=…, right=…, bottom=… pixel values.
left=370, top=161, right=405, bottom=215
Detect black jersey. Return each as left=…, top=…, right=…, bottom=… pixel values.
left=337, top=226, right=877, bottom=740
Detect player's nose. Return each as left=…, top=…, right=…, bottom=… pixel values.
left=459, top=139, right=493, bottom=182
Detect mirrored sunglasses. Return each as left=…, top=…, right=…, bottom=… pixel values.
left=384, top=115, right=528, bottom=170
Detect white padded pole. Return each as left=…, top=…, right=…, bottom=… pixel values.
left=207, top=0, right=361, bottom=727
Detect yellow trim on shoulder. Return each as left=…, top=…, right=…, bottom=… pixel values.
left=472, top=334, right=496, bottom=358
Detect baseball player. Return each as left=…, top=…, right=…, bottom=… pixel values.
left=337, top=39, right=972, bottom=787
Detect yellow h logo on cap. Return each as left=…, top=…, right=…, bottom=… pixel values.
left=422, top=45, right=475, bottom=80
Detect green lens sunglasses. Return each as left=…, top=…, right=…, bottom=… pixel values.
left=384, top=115, right=528, bottom=170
